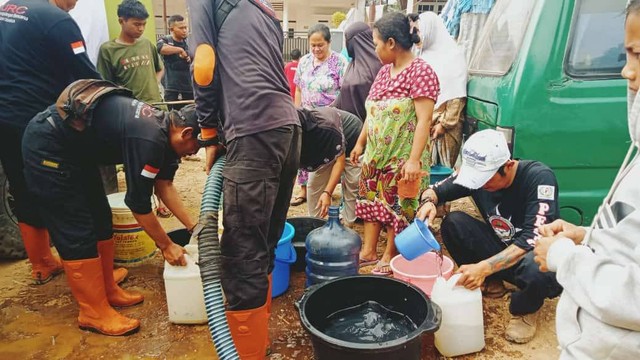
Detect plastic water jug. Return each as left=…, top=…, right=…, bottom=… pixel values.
left=163, top=244, right=207, bottom=324
left=305, top=206, right=361, bottom=286
left=431, top=274, right=485, bottom=357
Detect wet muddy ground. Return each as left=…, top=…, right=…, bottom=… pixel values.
left=0, top=152, right=560, bottom=359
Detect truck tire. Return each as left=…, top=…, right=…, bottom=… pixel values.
left=0, top=163, right=27, bottom=259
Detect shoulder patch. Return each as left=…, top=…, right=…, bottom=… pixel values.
left=537, top=185, right=555, bottom=200
left=141, top=164, right=159, bottom=179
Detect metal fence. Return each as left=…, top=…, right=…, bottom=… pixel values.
left=283, top=31, right=310, bottom=62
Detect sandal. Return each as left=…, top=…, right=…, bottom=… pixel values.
left=290, top=196, right=307, bottom=206
left=371, top=261, right=392, bottom=276
left=156, top=206, right=173, bottom=218
left=359, top=258, right=378, bottom=268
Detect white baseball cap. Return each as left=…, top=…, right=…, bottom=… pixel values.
left=454, top=129, right=511, bottom=189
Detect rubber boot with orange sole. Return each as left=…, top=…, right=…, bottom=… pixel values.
left=63, top=257, right=140, bottom=336
left=19, top=223, right=63, bottom=284
left=97, top=240, right=144, bottom=307
left=226, top=303, right=269, bottom=360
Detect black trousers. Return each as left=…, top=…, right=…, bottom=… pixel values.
left=441, top=211, right=563, bottom=315
left=22, top=112, right=112, bottom=260
left=0, top=124, right=44, bottom=227
left=220, top=125, right=301, bottom=311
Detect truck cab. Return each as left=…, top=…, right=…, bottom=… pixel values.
left=466, top=0, right=628, bottom=225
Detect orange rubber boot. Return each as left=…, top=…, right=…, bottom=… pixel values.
left=63, top=257, right=140, bottom=336
left=113, top=267, right=128, bottom=285
left=97, top=240, right=143, bottom=307
left=226, top=303, right=269, bottom=360
left=265, top=274, right=273, bottom=355
left=18, top=223, right=63, bottom=284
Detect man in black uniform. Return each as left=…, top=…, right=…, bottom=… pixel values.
left=22, top=91, right=200, bottom=336
left=188, top=0, right=301, bottom=356
left=157, top=14, right=193, bottom=110
left=417, top=129, right=563, bottom=344
left=0, top=0, right=105, bottom=284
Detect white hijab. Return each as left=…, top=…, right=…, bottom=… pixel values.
left=415, top=12, right=468, bottom=108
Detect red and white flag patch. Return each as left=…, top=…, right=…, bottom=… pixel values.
left=141, top=164, right=159, bottom=179
left=70, top=41, right=86, bottom=55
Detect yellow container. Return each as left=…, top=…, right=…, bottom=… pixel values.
left=107, top=192, right=157, bottom=266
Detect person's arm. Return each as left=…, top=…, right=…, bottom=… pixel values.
left=401, top=97, right=434, bottom=182
left=350, top=119, right=368, bottom=164
left=96, top=45, right=115, bottom=82
left=154, top=179, right=196, bottom=231
left=294, top=87, right=302, bottom=107
left=316, top=154, right=346, bottom=217
left=132, top=212, right=186, bottom=266
left=188, top=0, right=223, bottom=173
left=456, top=245, right=527, bottom=289
left=543, top=222, right=640, bottom=331
left=48, top=19, right=102, bottom=80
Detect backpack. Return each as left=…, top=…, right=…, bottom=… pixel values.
left=55, top=79, right=132, bottom=132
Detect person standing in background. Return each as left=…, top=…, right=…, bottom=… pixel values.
left=291, top=24, right=348, bottom=207
left=97, top=0, right=164, bottom=108
left=415, top=12, right=467, bottom=169
left=0, top=0, right=128, bottom=285
left=284, top=49, right=301, bottom=100
left=157, top=14, right=193, bottom=110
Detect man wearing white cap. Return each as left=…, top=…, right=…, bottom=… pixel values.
left=417, top=129, right=562, bottom=344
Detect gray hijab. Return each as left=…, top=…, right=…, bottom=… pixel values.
left=333, top=22, right=382, bottom=121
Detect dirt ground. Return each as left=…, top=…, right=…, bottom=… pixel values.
left=0, top=150, right=560, bottom=359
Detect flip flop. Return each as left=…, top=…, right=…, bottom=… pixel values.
left=359, top=258, right=378, bottom=268
left=371, top=260, right=392, bottom=276
left=156, top=206, right=173, bottom=218
left=290, top=196, right=307, bottom=206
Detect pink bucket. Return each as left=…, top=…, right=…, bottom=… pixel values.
left=390, top=252, right=455, bottom=296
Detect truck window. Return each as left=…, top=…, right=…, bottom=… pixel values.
left=469, top=0, right=537, bottom=76
left=565, top=0, right=626, bottom=78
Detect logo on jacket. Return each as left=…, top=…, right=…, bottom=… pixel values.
left=489, top=215, right=516, bottom=241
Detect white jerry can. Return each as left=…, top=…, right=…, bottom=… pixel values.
left=163, top=244, right=208, bottom=324
left=431, top=274, right=485, bottom=357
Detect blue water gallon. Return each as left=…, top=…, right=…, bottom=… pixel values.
left=305, top=206, right=361, bottom=287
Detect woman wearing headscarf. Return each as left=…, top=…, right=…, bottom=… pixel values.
left=333, top=21, right=383, bottom=122
left=416, top=12, right=468, bottom=168
left=291, top=24, right=349, bottom=207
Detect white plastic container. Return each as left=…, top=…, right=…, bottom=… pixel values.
left=431, top=274, right=485, bottom=357
left=163, top=244, right=207, bottom=324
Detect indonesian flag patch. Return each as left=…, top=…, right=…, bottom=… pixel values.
left=70, top=41, right=86, bottom=55
left=141, top=164, right=159, bottom=179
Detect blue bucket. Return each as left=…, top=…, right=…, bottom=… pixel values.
left=430, top=165, right=454, bottom=185
left=273, top=222, right=296, bottom=297
left=395, top=219, right=441, bottom=261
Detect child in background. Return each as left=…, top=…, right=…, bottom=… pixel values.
left=284, top=49, right=301, bottom=100
left=351, top=12, right=439, bottom=275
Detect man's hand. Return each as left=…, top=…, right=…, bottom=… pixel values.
left=204, top=144, right=224, bottom=175
left=455, top=261, right=492, bottom=290
left=160, top=242, right=187, bottom=266
left=416, top=201, right=437, bottom=225
left=431, top=123, right=445, bottom=140
left=317, top=192, right=331, bottom=218
left=538, top=219, right=586, bottom=245
left=533, top=235, right=565, bottom=272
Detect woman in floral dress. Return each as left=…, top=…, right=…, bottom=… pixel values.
left=351, top=12, right=440, bottom=275
left=291, top=24, right=348, bottom=207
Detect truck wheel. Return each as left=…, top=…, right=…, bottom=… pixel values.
left=0, top=164, right=27, bottom=259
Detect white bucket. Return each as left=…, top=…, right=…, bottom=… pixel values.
left=107, top=192, right=157, bottom=267
left=163, top=244, right=207, bottom=324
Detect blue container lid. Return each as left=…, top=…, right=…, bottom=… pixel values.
left=430, top=165, right=454, bottom=176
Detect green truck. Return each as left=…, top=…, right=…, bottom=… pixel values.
left=465, top=0, right=629, bottom=225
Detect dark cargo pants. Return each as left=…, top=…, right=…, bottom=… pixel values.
left=441, top=211, right=563, bottom=315
left=220, top=125, right=301, bottom=310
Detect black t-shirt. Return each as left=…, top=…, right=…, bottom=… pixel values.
left=57, top=95, right=179, bottom=214
left=433, top=160, right=559, bottom=251
left=0, top=0, right=101, bottom=129
left=157, top=35, right=192, bottom=93
left=339, top=109, right=362, bottom=155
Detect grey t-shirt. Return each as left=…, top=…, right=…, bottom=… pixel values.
left=188, top=0, right=299, bottom=142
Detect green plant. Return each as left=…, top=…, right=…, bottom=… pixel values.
left=331, top=11, right=347, bottom=28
